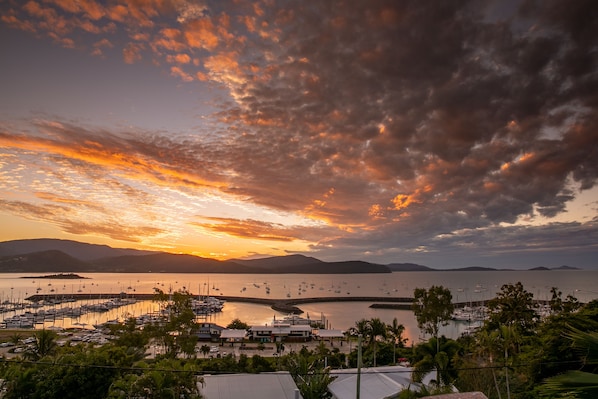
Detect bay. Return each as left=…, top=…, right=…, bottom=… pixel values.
left=1, top=270, right=596, bottom=345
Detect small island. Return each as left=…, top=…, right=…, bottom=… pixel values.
left=21, top=273, right=88, bottom=279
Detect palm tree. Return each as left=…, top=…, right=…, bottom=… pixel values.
left=387, top=318, right=406, bottom=364
left=200, top=344, right=210, bottom=358
left=368, top=318, right=387, bottom=367
left=496, top=325, right=519, bottom=399
left=475, top=329, right=502, bottom=399
left=412, top=336, right=460, bottom=388
left=24, top=328, right=57, bottom=360
left=9, top=332, right=22, bottom=347
left=541, top=328, right=598, bottom=398
left=354, top=319, right=371, bottom=339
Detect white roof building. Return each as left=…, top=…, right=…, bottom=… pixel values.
left=328, top=365, right=419, bottom=399
left=198, top=372, right=303, bottom=399
left=314, top=329, right=345, bottom=339
left=250, top=324, right=312, bottom=341
left=219, top=328, right=247, bottom=341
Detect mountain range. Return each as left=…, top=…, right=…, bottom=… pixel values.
left=0, top=239, right=580, bottom=274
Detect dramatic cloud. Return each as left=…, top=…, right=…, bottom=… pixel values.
left=1, top=0, right=597, bottom=266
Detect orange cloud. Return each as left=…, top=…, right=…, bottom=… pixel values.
left=34, top=192, right=98, bottom=207
left=184, top=18, right=219, bottom=51
left=0, top=129, right=226, bottom=192
left=123, top=42, right=144, bottom=64
left=167, top=53, right=191, bottom=64
left=170, top=66, right=194, bottom=81
left=191, top=217, right=297, bottom=242
left=153, top=28, right=187, bottom=52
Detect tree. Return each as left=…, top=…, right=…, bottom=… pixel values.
left=283, top=349, right=334, bottom=399
left=413, top=285, right=454, bottom=386
left=149, top=288, right=199, bottom=358
left=387, top=318, right=407, bottom=364
left=412, top=286, right=453, bottom=343
left=24, top=328, right=57, bottom=360
left=486, top=282, right=537, bottom=335
left=351, top=318, right=388, bottom=366
left=549, top=287, right=581, bottom=315
left=200, top=344, right=210, bottom=358
left=540, top=328, right=598, bottom=398
left=369, top=317, right=387, bottom=367
left=412, top=336, right=460, bottom=388
left=108, top=359, right=201, bottom=399
left=226, top=318, right=249, bottom=330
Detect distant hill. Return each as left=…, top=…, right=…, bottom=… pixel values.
left=0, top=239, right=582, bottom=274
left=0, top=239, right=156, bottom=261
left=447, top=266, right=505, bottom=271
left=0, top=250, right=90, bottom=273
left=228, top=255, right=390, bottom=273
left=0, top=240, right=390, bottom=273
left=230, top=254, right=324, bottom=270
left=552, top=265, right=580, bottom=270
left=387, top=263, right=433, bottom=272
left=91, top=253, right=259, bottom=273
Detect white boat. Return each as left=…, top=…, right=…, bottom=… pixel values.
left=191, top=296, right=224, bottom=315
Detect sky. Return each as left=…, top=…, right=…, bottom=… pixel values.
left=0, top=0, right=597, bottom=269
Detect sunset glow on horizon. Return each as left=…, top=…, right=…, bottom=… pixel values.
left=1, top=0, right=597, bottom=268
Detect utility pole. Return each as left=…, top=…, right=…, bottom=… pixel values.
left=356, top=334, right=362, bottom=399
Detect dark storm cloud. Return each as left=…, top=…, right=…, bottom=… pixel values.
left=210, top=0, right=598, bottom=260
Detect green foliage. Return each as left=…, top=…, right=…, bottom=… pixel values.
left=282, top=348, right=334, bottom=399
left=412, top=285, right=454, bottom=339
left=108, top=358, right=201, bottom=399
left=1, top=344, right=140, bottom=399
left=351, top=317, right=389, bottom=366
left=486, top=282, right=537, bottom=335
left=148, top=288, right=199, bottom=358
left=199, top=344, right=210, bottom=358
left=226, top=318, right=249, bottom=330
left=110, top=317, right=150, bottom=350
left=539, top=328, right=598, bottom=399
left=388, top=317, right=407, bottom=348
left=411, top=336, right=460, bottom=388
left=24, top=328, right=58, bottom=360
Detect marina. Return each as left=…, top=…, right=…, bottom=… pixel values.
left=0, top=270, right=595, bottom=342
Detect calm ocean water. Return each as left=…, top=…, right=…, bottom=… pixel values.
left=1, top=270, right=596, bottom=344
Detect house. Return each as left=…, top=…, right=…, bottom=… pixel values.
left=314, top=329, right=346, bottom=346
left=328, top=365, right=420, bottom=399
left=196, top=322, right=225, bottom=341
left=249, top=324, right=312, bottom=342
left=219, top=328, right=247, bottom=344
left=198, top=372, right=303, bottom=399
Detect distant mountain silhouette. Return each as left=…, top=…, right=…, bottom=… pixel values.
left=0, top=239, right=583, bottom=273
left=552, top=265, right=579, bottom=270
left=0, top=238, right=156, bottom=261
left=447, top=266, right=506, bottom=271
left=228, top=255, right=390, bottom=273
left=91, top=253, right=259, bottom=273
left=230, top=254, right=324, bottom=270
left=0, top=240, right=389, bottom=273
left=387, top=263, right=433, bottom=271
left=0, top=250, right=89, bottom=272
